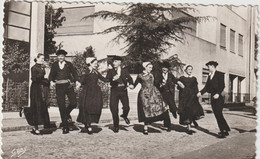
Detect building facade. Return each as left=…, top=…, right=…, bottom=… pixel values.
left=52, top=3, right=258, bottom=104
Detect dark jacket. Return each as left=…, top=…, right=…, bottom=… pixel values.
left=200, top=71, right=225, bottom=96
left=49, top=61, right=79, bottom=82
left=154, top=72, right=178, bottom=94
left=106, top=67, right=133, bottom=88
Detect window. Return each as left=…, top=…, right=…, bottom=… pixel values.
left=4, top=1, right=31, bottom=42
left=55, top=6, right=95, bottom=36
left=220, top=24, right=226, bottom=48
left=202, top=68, right=209, bottom=85
left=238, top=34, right=243, bottom=56
left=230, top=29, right=235, bottom=53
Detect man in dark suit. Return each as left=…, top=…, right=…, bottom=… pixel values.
left=197, top=61, right=230, bottom=138
left=49, top=50, right=81, bottom=134
left=106, top=56, right=134, bottom=133
left=155, top=61, right=184, bottom=119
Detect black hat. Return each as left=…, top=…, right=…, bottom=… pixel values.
left=111, top=55, right=123, bottom=61
left=161, top=61, right=171, bottom=68
left=206, top=61, right=218, bottom=67
left=56, top=50, right=68, bottom=56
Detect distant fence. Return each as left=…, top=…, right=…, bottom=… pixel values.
left=2, top=80, right=110, bottom=112
left=1, top=80, right=255, bottom=112
left=2, top=80, right=29, bottom=112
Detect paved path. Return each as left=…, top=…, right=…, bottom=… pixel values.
left=1, top=109, right=256, bottom=159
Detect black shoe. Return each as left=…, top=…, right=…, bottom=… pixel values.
left=167, top=127, right=171, bottom=132
left=63, top=127, right=70, bottom=134
left=223, top=131, right=229, bottom=136
left=114, top=127, right=119, bottom=133
left=172, top=112, right=177, bottom=119
left=80, top=128, right=88, bottom=133
left=120, top=115, right=130, bottom=125
left=19, top=107, right=23, bottom=117
left=217, top=132, right=226, bottom=138
left=187, top=130, right=193, bottom=135
left=32, top=128, right=41, bottom=135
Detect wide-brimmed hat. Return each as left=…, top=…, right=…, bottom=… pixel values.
left=86, top=57, right=97, bottom=65
left=112, top=55, right=123, bottom=61
left=56, top=49, right=68, bottom=56
left=161, top=61, right=171, bottom=68
left=206, top=61, right=218, bottom=67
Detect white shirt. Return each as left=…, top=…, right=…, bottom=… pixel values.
left=162, top=72, right=168, bottom=83
left=209, top=70, right=216, bottom=80
left=59, top=61, right=66, bottom=70
left=116, top=66, right=121, bottom=76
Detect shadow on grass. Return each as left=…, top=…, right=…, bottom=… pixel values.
left=194, top=126, right=219, bottom=138
left=78, top=125, right=103, bottom=134
left=151, top=123, right=197, bottom=135
left=224, top=112, right=257, bottom=120
left=104, top=124, right=129, bottom=132
left=232, top=127, right=256, bottom=133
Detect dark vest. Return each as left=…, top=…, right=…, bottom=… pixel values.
left=56, top=65, right=70, bottom=80
left=161, top=73, right=174, bottom=93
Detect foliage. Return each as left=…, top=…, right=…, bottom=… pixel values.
left=70, top=46, right=110, bottom=108
left=2, top=39, right=30, bottom=76
left=44, top=3, right=66, bottom=59
left=72, top=46, right=96, bottom=77
left=83, top=3, right=210, bottom=62
left=83, top=46, right=95, bottom=58
left=2, top=80, right=29, bottom=111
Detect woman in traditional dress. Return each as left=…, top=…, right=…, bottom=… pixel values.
left=77, top=57, right=108, bottom=134
left=178, top=65, right=204, bottom=134
left=30, top=53, right=50, bottom=135
left=133, top=62, right=171, bottom=135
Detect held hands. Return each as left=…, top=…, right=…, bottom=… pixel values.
left=177, top=81, right=185, bottom=89
left=129, top=85, right=134, bottom=90
left=197, top=92, right=201, bottom=98
left=113, top=75, right=120, bottom=81
left=213, top=94, right=219, bottom=99
left=76, top=81, right=81, bottom=90
left=50, top=81, right=56, bottom=89
left=160, top=82, right=166, bottom=87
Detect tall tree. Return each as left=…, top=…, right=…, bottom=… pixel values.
left=72, top=46, right=96, bottom=77
left=83, top=3, right=210, bottom=62
left=44, top=3, right=66, bottom=59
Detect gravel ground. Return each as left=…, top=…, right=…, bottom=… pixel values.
left=1, top=110, right=256, bottom=159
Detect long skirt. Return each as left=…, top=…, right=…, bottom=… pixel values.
left=77, top=85, right=103, bottom=124
left=178, top=90, right=204, bottom=125
left=30, top=83, right=50, bottom=126
left=137, top=86, right=169, bottom=123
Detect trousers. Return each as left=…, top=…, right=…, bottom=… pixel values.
left=211, top=95, right=230, bottom=132
left=110, top=87, right=130, bottom=127
left=56, top=83, right=77, bottom=128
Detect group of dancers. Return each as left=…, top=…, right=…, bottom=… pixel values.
left=29, top=49, right=230, bottom=138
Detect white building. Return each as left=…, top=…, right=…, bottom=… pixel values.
left=52, top=2, right=258, bottom=104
